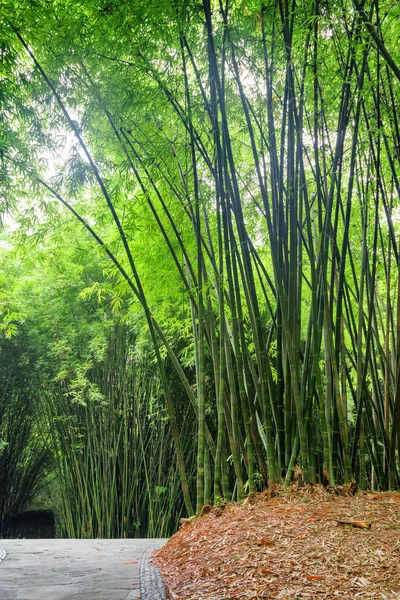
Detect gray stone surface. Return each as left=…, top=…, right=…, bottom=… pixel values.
left=139, top=548, right=166, bottom=600
left=0, top=538, right=166, bottom=600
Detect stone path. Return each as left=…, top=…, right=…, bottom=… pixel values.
left=0, top=538, right=166, bottom=600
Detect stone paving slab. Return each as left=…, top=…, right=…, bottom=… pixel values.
left=0, top=538, right=166, bottom=600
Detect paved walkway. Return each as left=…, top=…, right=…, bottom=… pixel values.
left=0, top=538, right=166, bottom=600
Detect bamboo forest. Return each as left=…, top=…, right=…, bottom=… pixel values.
left=1, top=0, right=400, bottom=540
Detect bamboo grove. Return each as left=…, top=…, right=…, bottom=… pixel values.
left=1, top=0, right=400, bottom=521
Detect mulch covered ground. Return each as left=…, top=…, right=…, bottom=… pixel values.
left=153, top=486, right=400, bottom=599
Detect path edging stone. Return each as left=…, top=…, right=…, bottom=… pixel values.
left=139, top=547, right=166, bottom=600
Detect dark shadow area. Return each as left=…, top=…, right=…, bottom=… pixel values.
left=1, top=510, right=55, bottom=539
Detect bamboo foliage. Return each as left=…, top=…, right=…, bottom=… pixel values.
left=42, top=329, right=190, bottom=538
left=1, top=0, right=400, bottom=523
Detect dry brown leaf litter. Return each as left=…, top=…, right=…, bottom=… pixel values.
left=153, top=487, right=400, bottom=599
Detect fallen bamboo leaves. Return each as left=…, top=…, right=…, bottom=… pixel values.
left=153, top=487, right=400, bottom=599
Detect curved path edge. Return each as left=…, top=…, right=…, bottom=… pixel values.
left=139, top=547, right=166, bottom=600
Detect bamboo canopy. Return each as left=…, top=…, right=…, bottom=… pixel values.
left=1, top=0, right=400, bottom=531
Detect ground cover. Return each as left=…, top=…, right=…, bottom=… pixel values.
left=154, top=486, right=400, bottom=599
